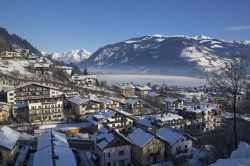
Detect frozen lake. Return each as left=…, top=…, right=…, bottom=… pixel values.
left=96, top=74, right=206, bottom=87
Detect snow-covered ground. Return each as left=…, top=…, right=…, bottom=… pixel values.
left=0, top=59, right=35, bottom=77
left=210, top=142, right=250, bottom=166
left=96, top=74, right=206, bottom=87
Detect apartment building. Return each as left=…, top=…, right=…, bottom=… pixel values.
left=176, top=103, right=221, bottom=136
left=28, top=97, right=64, bottom=122
left=6, top=82, right=62, bottom=104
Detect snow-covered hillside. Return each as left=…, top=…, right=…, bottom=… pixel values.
left=81, top=35, right=250, bottom=75
left=211, top=142, right=250, bottom=166
left=51, top=49, right=92, bottom=64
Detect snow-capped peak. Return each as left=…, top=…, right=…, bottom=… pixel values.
left=51, top=49, right=92, bottom=64
left=193, top=35, right=212, bottom=40
left=152, top=34, right=167, bottom=38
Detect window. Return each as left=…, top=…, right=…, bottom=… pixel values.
left=185, top=145, right=188, bottom=149
left=108, top=153, right=110, bottom=158
left=119, top=150, right=124, bottom=156
left=107, top=162, right=111, bottom=166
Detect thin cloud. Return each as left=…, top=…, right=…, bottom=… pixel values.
left=224, top=25, right=250, bottom=31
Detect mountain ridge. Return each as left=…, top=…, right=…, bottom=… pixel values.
left=80, top=34, right=250, bottom=76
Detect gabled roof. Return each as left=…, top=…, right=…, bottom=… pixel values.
left=135, top=85, right=152, bottom=91
left=156, top=127, right=183, bottom=145
left=147, top=91, right=161, bottom=97
left=163, top=97, right=178, bottom=103
left=34, top=131, right=76, bottom=166
left=125, top=98, right=144, bottom=105
left=0, top=126, right=20, bottom=150
left=66, top=96, right=90, bottom=105
left=5, top=82, right=59, bottom=92
left=128, top=128, right=154, bottom=148
left=87, top=109, right=116, bottom=125
left=92, top=127, right=116, bottom=150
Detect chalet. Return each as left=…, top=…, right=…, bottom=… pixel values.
left=124, top=98, right=145, bottom=114
left=156, top=127, right=193, bottom=158
left=33, top=131, right=77, bottom=166
left=87, top=109, right=135, bottom=133
left=34, top=63, right=50, bottom=75
left=161, top=97, right=184, bottom=110
left=146, top=91, right=165, bottom=107
left=0, top=126, right=20, bottom=166
left=134, top=85, right=152, bottom=99
left=98, top=97, right=121, bottom=109
left=55, top=66, right=73, bottom=76
left=0, top=102, right=10, bottom=122
left=87, top=109, right=116, bottom=132
left=66, top=96, right=101, bottom=118
left=0, top=50, right=22, bottom=58
left=91, top=127, right=132, bottom=166
left=113, top=84, right=135, bottom=97
left=128, top=128, right=165, bottom=165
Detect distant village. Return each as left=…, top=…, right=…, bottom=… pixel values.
left=0, top=50, right=247, bottom=166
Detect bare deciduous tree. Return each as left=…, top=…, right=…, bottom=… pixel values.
left=207, top=54, right=248, bottom=149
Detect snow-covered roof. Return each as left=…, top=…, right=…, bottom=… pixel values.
left=137, top=117, right=153, bottom=128
left=128, top=128, right=154, bottom=148
left=125, top=98, right=144, bottom=105
left=135, top=85, right=152, bottom=91
left=12, top=103, right=28, bottom=109
left=98, top=97, right=111, bottom=104
left=156, top=127, right=183, bottom=145
left=147, top=91, right=161, bottom=97
left=91, top=127, right=116, bottom=150
left=66, top=96, right=90, bottom=105
left=163, top=97, right=178, bottom=103
left=6, top=82, right=59, bottom=92
left=33, top=131, right=76, bottom=166
left=177, top=103, right=218, bottom=113
left=0, top=126, right=20, bottom=150
left=115, top=84, right=135, bottom=90
left=155, top=113, right=183, bottom=122
left=87, top=109, right=116, bottom=125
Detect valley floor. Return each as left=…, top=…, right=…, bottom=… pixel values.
left=96, top=74, right=206, bottom=86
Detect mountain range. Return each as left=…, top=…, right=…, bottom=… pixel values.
left=1, top=26, right=250, bottom=76
left=80, top=35, right=250, bottom=76
left=49, top=49, right=92, bottom=64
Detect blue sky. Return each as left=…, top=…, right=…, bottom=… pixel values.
left=1, top=0, right=250, bottom=52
